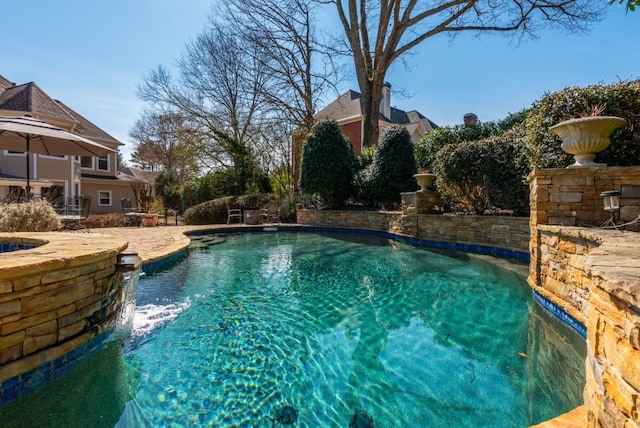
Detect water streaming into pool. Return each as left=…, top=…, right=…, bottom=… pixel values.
left=0, top=232, right=585, bottom=427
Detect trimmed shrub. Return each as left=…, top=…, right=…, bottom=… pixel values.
left=369, top=125, right=418, bottom=206
left=182, top=194, right=274, bottom=225
left=0, top=201, right=62, bottom=232
left=415, top=122, right=505, bottom=172
left=183, top=197, right=232, bottom=225
left=524, top=80, right=640, bottom=168
left=299, top=119, right=356, bottom=208
left=432, top=127, right=530, bottom=216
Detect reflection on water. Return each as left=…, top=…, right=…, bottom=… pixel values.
left=0, top=232, right=586, bottom=427
left=0, top=340, right=138, bottom=428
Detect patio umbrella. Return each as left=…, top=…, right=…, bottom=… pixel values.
left=0, top=115, right=115, bottom=194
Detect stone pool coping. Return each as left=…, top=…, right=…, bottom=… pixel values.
left=0, top=232, right=129, bottom=274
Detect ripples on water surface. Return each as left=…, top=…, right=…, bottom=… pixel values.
left=0, top=232, right=585, bottom=427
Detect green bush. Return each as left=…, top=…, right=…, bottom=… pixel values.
left=432, top=128, right=530, bottom=216
left=357, top=145, right=376, bottom=171
left=0, top=201, right=62, bottom=232
left=182, top=194, right=274, bottom=225
left=183, top=197, right=231, bottom=225
left=155, top=170, right=182, bottom=210
left=299, top=119, right=357, bottom=208
left=524, top=80, right=640, bottom=168
left=415, top=122, right=505, bottom=172
left=182, top=172, right=229, bottom=208
left=369, top=125, right=418, bottom=206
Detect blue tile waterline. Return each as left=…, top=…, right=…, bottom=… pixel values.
left=532, top=290, right=587, bottom=339
left=0, top=243, right=35, bottom=253
left=141, top=248, right=189, bottom=275
left=186, top=225, right=531, bottom=262
left=0, top=332, right=109, bottom=404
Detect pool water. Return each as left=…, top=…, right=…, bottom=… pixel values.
left=0, top=232, right=585, bottom=427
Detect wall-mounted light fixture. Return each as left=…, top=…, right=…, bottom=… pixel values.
left=600, top=190, right=621, bottom=229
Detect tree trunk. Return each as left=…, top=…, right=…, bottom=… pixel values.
left=359, top=75, right=385, bottom=148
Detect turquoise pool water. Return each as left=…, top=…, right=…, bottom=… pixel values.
left=0, top=232, right=585, bottom=427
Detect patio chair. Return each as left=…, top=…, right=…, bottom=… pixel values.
left=261, top=201, right=279, bottom=224
left=61, top=196, right=82, bottom=215
left=121, top=198, right=146, bottom=226
left=60, top=195, right=92, bottom=231
left=227, top=203, right=242, bottom=224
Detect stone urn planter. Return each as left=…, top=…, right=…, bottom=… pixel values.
left=548, top=116, right=626, bottom=168
left=413, top=172, right=436, bottom=192
left=141, top=213, right=158, bottom=227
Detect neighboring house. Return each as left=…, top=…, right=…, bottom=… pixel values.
left=293, top=83, right=438, bottom=186
left=0, top=74, right=153, bottom=214
left=314, top=83, right=438, bottom=156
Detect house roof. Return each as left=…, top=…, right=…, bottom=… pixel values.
left=315, top=89, right=437, bottom=137
left=120, top=166, right=158, bottom=184
left=316, top=90, right=363, bottom=122
left=0, top=74, right=122, bottom=146
left=55, top=99, right=121, bottom=145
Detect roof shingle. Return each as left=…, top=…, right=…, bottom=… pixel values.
left=0, top=74, right=121, bottom=146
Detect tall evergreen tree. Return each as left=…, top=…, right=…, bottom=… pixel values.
left=300, top=119, right=356, bottom=208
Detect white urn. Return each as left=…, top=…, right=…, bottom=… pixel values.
left=548, top=116, right=626, bottom=168
left=413, top=172, right=436, bottom=192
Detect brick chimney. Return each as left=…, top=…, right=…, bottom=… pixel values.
left=380, top=82, right=391, bottom=119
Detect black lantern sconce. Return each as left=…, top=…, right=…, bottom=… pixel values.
left=600, top=190, right=621, bottom=229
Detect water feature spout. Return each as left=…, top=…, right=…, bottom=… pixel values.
left=115, top=252, right=143, bottom=332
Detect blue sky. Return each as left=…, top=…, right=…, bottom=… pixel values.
left=2, top=1, right=638, bottom=162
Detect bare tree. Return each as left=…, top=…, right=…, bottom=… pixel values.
left=129, top=110, right=199, bottom=181
left=331, top=0, right=604, bottom=146
left=137, top=24, right=269, bottom=193
left=129, top=139, right=163, bottom=172
left=221, top=0, right=337, bottom=136
left=253, top=120, right=296, bottom=196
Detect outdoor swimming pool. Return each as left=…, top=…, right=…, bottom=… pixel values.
left=0, top=232, right=585, bottom=427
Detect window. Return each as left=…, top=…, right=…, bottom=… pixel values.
left=80, top=156, right=93, bottom=169
left=4, top=150, right=25, bottom=156
left=97, top=155, right=109, bottom=171
left=41, top=183, right=66, bottom=210
left=98, top=191, right=112, bottom=206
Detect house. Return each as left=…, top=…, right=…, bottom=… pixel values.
left=314, top=83, right=438, bottom=155
left=293, top=83, right=438, bottom=187
left=0, top=75, right=153, bottom=214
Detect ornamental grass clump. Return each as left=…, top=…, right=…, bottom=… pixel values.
left=0, top=201, right=62, bottom=232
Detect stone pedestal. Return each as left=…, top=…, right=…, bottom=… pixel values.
left=402, top=191, right=443, bottom=214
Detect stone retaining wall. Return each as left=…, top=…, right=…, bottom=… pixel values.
left=296, top=209, right=413, bottom=236
left=529, top=226, right=640, bottom=427
left=529, top=166, right=640, bottom=427
left=0, top=232, right=129, bottom=402
left=296, top=209, right=530, bottom=253
left=529, top=166, right=640, bottom=229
